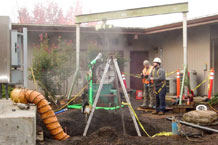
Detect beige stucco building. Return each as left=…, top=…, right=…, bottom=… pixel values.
left=12, top=14, right=218, bottom=96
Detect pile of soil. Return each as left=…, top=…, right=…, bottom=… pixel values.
left=38, top=108, right=160, bottom=139
left=37, top=98, right=218, bottom=145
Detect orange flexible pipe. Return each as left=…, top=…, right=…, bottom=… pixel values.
left=10, top=88, right=70, bottom=140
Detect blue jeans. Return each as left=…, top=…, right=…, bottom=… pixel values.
left=155, top=85, right=166, bottom=112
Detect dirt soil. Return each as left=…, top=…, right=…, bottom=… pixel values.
left=37, top=98, right=218, bottom=145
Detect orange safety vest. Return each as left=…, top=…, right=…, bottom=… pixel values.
left=142, top=66, right=153, bottom=84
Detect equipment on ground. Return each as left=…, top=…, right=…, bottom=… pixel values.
left=17, top=103, right=30, bottom=110
left=171, top=117, right=179, bottom=135
left=55, top=108, right=68, bottom=115
left=167, top=117, right=218, bottom=133
left=179, top=66, right=195, bottom=105
left=67, top=53, right=123, bottom=111
left=88, top=53, right=102, bottom=105
left=0, top=16, right=28, bottom=99
left=172, top=104, right=194, bottom=113
left=196, top=105, right=207, bottom=111
left=83, top=55, right=141, bottom=136
left=10, top=88, right=70, bottom=140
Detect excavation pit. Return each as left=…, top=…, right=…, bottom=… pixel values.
left=37, top=100, right=218, bottom=145
left=39, top=109, right=160, bottom=138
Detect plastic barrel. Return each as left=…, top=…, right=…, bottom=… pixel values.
left=166, top=77, right=176, bottom=95
left=180, top=70, right=198, bottom=96
left=136, top=90, right=143, bottom=100
left=189, top=70, right=198, bottom=96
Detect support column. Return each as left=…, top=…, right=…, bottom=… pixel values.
left=183, top=12, right=188, bottom=66
left=179, top=12, right=188, bottom=105
left=0, top=83, right=2, bottom=99
left=76, top=24, right=80, bottom=69
left=67, top=24, right=80, bottom=99
left=23, top=28, right=28, bottom=88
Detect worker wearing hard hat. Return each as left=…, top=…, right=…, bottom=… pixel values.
left=140, top=60, right=154, bottom=109
left=149, top=57, right=166, bottom=115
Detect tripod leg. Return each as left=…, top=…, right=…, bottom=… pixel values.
left=112, top=62, right=126, bottom=135
left=83, top=59, right=111, bottom=136
left=113, top=58, right=141, bottom=136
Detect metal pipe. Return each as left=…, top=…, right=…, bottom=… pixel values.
left=167, top=117, right=218, bottom=133
left=67, top=24, right=80, bottom=99
left=0, top=83, right=2, bottom=99
left=113, top=58, right=141, bottom=136
left=179, top=12, right=188, bottom=105
left=183, top=12, right=188, bottom=66
left=23, top=28, right=28, bottom=88
left=113, top=62, right=126, bottom=135
left=179, top=65, right=187, bottom=105
left=76, top=24, right=80, bottom=69
left=5, top=83, right=8, bottom=99
left=88, top=53, right=102, bottom=104
left=67, top=68, right=78, bottom=99
left=183, top=13, right=188, bottom=99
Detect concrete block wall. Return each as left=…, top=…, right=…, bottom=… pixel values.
left=0, top=99, right=36, bottom=145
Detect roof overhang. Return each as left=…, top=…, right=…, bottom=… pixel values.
left=145, top=14, right=218, bottom=34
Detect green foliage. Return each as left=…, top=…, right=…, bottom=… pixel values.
left=115, top=53, right=128, bottom=71
left=30, top=34, right=75, bottom=99
left=1, top=85, right=14, bottom=98
left=209, top=93, right=218, bottom=106
left=87, top=42, right=101, bottom=62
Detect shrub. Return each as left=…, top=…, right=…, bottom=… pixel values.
left=30, top=34, right=75, bottom=101
left=0, top=85, right=14, bottom=98
left=209, top=93, right=218, bottom=106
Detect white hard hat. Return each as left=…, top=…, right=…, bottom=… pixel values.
left=143, top=60, right=150, bottom=66
left=153, top=57, right=161, bottom=63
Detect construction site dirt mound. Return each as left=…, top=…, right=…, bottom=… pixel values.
left=38, top=108, right=160, bottom=138
left=37, top=100, right=218, bottom=145
left=38, top=126, right=195, bottom=145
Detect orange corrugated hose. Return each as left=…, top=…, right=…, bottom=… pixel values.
left=10, top=88, right=70, bottom=140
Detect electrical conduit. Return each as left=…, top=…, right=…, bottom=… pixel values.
left=10, top=88, right=70, bottom=140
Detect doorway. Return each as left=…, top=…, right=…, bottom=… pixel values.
left=130, top=51, right=149, bottom=90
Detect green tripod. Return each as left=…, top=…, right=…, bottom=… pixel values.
left=68, top=53, right=124, bottom=110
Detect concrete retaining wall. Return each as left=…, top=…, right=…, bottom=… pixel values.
left=0, top=99, right=36, bottom=145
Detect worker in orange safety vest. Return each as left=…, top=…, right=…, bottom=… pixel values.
left=140, top=60, right=155, bottom=109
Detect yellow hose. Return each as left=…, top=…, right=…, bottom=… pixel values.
left=10, top=88, right=70, bottom=140
left=122, top=102, right=173, bottom=138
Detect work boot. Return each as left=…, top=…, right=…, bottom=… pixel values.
left=149, top=104, right=153, bottom=109
left=140, top=104, right=146, bottom=107
left=139, top=105, right=149, bottom=109
left=152, top=110, right=158, bottom=114
left=158, top=112, right=164, bottom=115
